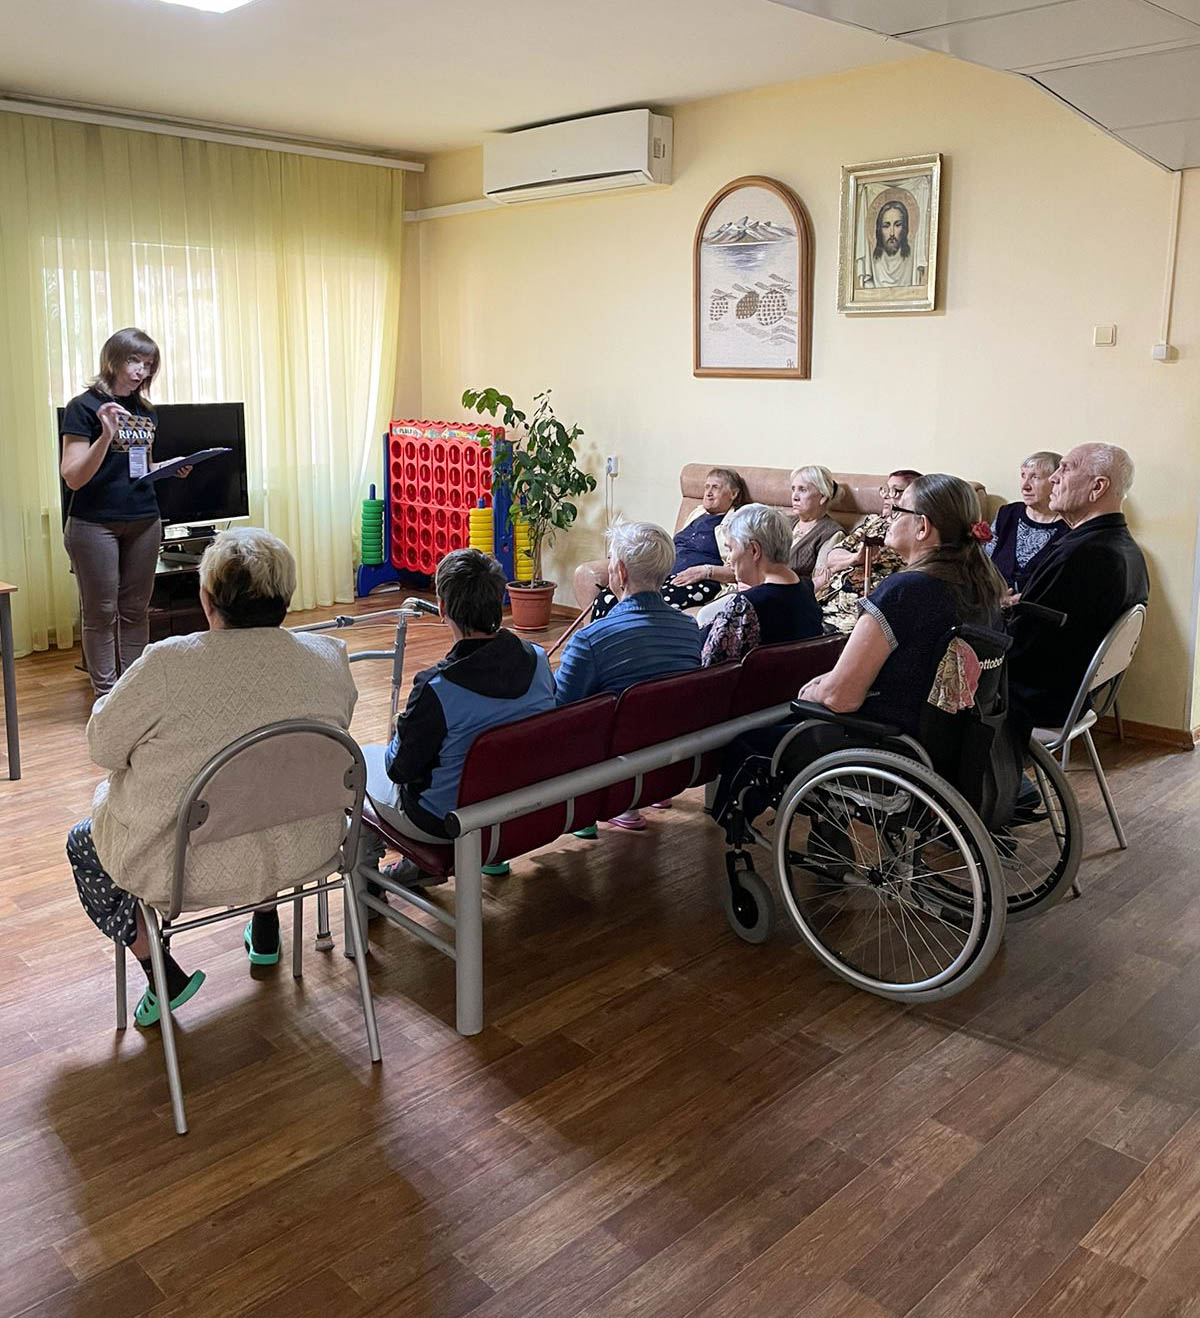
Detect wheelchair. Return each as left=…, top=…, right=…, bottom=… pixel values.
left=717, top=621, right=1081, bottom=1003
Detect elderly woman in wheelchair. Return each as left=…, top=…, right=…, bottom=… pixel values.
left=712, top=475, right=1081, bottom=1002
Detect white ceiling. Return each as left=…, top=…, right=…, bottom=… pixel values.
left=0, top=0, right=903, bottom=156
left=767, top=0, right=1200, bottom=168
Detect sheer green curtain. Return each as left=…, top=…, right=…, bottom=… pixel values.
left=0, top=111, right=405, bottom=655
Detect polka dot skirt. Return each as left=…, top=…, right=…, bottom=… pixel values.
left=591, top=577, right=724, bottom=620
left=67, top=819, right=139, bottom=947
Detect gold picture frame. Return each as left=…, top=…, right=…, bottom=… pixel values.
left=837, top=153, right=941, bottom=315
left=693, top=175, right=814, bottom=378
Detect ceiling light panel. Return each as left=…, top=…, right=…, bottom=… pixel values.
left=1037, top=42, right=1200, bottom=123
left=153, top=0, right=257, bottom=11
left=900, top=0, right=1199, bottom=69
left=1143, top=0, right=1200, bottom=20
left=763, top=1, right=1066, bottom=37
left=1111, top=119, right=1200, bottom=167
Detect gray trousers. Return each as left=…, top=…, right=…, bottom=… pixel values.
left=64, top=516, right=162, bottom=695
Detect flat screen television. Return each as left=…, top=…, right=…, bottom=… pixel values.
left=58, top=401, right=250, bottom=530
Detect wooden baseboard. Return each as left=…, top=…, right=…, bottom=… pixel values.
left=1095, top=715, right=1197, bottom=750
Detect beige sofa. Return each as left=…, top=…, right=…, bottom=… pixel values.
left=572, top=462, right=998, bottom=608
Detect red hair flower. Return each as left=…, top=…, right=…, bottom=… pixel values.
left=970, top=521, right=993, bottom=544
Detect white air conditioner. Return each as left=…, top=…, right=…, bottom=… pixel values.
left=483, top=109, right=672, bottom=204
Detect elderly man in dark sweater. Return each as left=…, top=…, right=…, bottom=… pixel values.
left=1008, top=443, right=1148, bottom=733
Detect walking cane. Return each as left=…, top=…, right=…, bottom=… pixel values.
left=548, top=592, right=598, bottom=661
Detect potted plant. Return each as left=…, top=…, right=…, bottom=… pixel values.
left=462, top=386, right=597, bottom=632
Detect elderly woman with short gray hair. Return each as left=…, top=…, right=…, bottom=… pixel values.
left=65, top=527, right=358, bottom=1028
left=985, top=449, right=1067, bottom=591
left=701, top=504, right=823, bottom=666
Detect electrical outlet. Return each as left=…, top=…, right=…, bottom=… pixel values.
left=605, top=455, right=619, bottom=477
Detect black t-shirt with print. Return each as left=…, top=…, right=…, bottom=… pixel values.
left=60, top=387, right=161, bottom=523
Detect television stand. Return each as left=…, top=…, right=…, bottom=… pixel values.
left=151, top=531, right=214, bottom=639
left=160, top=549, right=205, bottom=568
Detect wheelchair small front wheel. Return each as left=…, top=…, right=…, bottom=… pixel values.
left=774, top=749, right=1006, bottom=1002
left=722, top=853, right=776, bottom=945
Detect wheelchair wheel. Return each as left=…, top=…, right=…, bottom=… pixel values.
left=722, top=852, right=776, bottom=945
left=993, top=739, right=1082, bottom=920
left=774, top=749, right=1006, bottom=1002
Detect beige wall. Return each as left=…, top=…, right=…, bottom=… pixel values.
left=406, top=55, right=1200, bottom=733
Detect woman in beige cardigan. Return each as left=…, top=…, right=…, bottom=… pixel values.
left=66, top=528, right=358, bottom=1026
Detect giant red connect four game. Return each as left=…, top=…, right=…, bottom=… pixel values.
left=388, top=419, right=504, bottom=575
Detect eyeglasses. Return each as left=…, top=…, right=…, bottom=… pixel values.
left=888, top=505, right=924, bottom=521
left=878, top=484, right=907, bottom=500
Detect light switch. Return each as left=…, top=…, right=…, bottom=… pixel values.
left=1093, top=325, right=1116, bottom=346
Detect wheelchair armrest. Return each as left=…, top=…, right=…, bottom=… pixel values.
left=789, top=699, right=904, bottom=742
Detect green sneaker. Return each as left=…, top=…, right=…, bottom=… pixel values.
left=134, top=970, right=206, bottom=1027
left=572, top=825, right=599, bottom=839
left=481, top=862, right=511, bottom=877
left=244, top=920, right=281, bottom=966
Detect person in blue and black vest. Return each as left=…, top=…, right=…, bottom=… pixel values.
left=358, top=548, right=556, bottom=887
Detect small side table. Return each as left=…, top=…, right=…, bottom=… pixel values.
left=0, top=583, right=19, bottom=780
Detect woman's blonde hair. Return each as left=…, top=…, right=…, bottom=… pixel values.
left=92, top=327, right=161, bottom=400
left=200, top=528, right=297, bottom=628
left=1022, top=451, right=1062, bottom=477
left=789, top=464, right=838, bottom=504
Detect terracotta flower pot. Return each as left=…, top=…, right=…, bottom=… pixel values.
left=507, top=582, right=556, bottom=632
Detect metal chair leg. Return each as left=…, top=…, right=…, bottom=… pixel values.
left=141, top=902, right=188, bottom=1135
left=1113, top=696, right=1125, bottom=741
left=1060, top=739, right=1072, bottom=772
left=1083, top=728, right=1127, bottom=849
left=315, top=888, right=333, bottom=952
left=342, top=874, right=381, bottom=1063
left=454, top=830, right=484, bottom=1036
left=115, top=939, right=128, bottom=1030
left=292, top=888, right=304, bottom=979
left=342, top=884, right=355, bottom=959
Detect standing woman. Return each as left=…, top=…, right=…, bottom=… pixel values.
left=60, top=329, right=181, bottom=696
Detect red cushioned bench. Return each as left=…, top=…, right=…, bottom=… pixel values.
left=360, top=632, right=845, bottom=1033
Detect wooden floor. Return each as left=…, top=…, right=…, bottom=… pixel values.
left=3, top=598, right=1200, bottom=1318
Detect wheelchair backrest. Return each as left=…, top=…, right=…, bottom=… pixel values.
left=917, top=623, right=1018, bottom=830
